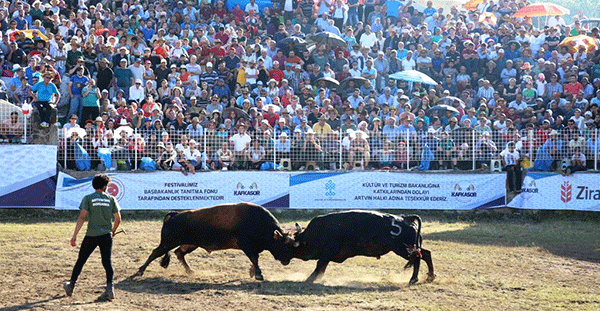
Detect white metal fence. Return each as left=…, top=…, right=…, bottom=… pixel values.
left=0, top=101, right=33, bottom=143
left=56, top=124, right=600, bottom=172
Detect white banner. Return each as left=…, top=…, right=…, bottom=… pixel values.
left=508, top=173, right=600, bottom=211
left=55, top=172, right=291, bottom=210
left=289, top=172, right=506, bottom=210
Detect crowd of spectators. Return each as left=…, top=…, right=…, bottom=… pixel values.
left=2, top=0, right=600, bottom=173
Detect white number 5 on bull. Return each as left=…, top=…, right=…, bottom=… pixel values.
left=390, top=218, right=402, bottom=236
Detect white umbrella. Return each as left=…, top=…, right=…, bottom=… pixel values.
left=114, top=125, right=133, bottom=138
left=389, top=70, right=438, bottom=85
left=262, top=104, right=281, bottom=113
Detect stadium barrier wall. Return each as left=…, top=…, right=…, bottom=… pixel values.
left=0, top=144, right=57, bottom=207
left=55, top=171, right=506, bottom=210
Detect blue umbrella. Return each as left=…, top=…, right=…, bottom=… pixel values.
left=389, top=70, right=438, bottom=85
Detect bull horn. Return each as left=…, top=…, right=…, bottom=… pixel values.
left=295, top=222, right=303, bottom=232
left=293, top=241, right=300, bottom=247
left=273, top=230, right=283, bottom=240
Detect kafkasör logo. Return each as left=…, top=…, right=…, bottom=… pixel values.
left=561, top=181, right=572, bottom=203
left=106, top=177, right=125, bottom=202
left=520, top=177, right=539, bottom=199
left=451, top=181, right=477, bottom=203
left=234, top=179, right=260, bottom=201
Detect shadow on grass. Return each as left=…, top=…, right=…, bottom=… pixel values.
left=0, top=295, right=65, bottom=311
left=115, top=276, right=403, bottom=296
left=423, top=220, right=600, bottom=264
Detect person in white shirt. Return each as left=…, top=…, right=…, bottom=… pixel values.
left=401, top=51, right=416, bottom=71
left=499, top=142, right=522, bottom=193
left=547, top=15, right=566, bottom=28
left=128, top=58, right=144, bottom=82
left=359, top=25, right=377, bottom=49
left=245, top=0, right=259, bottom=13
left=229, top=122, right=251, bottom=169
left=128, top=79, right=145, bottom=104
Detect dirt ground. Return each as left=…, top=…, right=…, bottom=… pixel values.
left=1, top=215, right=599, bottom=311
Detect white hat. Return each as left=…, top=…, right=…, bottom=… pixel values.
left=550, top=130, right=558, bottom=135
left=306, top=128, right=315, bottom=134
left=135, top=79, right=142, bottom=84
left=427, top=128, right=436, bottom=133
left=189, top=139, right=196, bottom=144
left=278, top=118, right=286, bottom=123
left=206, top=62, right=213, bottom=67
left=261, top=119, right=269, bottom=124
left=280, top=132, right=288, bottom=137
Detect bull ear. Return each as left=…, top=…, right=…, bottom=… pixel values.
left=295, top=222, right=303, bottom=232
left=293, top=241, right=300, bottom=247
left=273, top=230, right=284, bottom=240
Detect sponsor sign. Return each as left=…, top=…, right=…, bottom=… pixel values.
left=290, top=172, right=506, bottom=210
left=55, top=172, right=290, bottom=210
left=508, top=173, right=600, bottom=211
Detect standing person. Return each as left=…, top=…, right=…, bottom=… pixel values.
left=64, top=174, right=121, bottom=301
left=68, top=67, right=89, bottom=123
left=499, top=142, right=522, bottom=194
left=31, top=72, right=60, bottom=127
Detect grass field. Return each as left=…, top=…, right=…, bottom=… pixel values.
left=0, top=210, right=599, bottom=311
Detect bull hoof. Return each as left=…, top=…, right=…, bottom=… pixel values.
left=133, top=270, right=144, bottom=277
left=185, top=269, right=195, bottom=275
left=409, top=277, right=418, bottom=285
left=426, top=273, right=436, bottom=283
left=249, top=265, right=256, bottom=278
left=255, top=274, right=264, bottom=281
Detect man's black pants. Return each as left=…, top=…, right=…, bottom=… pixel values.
left=70, top=233, right=113, bottom=285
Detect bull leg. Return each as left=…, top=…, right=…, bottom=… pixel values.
left=306, top=258, right=330, bottom=283
left=174, top=244, right=198, bottom=275
left=135, top=245, right=171, bottom=277
left=408, top=253, right=421, bottom=285
left=421, top=248, right=435, bottom=282
left=240, top=247, right=263, bottom=281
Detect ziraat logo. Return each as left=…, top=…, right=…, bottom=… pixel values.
left=561, top=181, right=572, bottom=203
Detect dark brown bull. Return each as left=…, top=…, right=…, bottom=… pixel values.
left=134, top=202, right=295, bottom=280
left=290, top=211, right=435, bottom=285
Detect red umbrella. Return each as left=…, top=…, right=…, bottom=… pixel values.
left=513, top=3, right=570, bottom=18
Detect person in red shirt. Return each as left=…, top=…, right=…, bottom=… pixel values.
left=214, top=27, right=229, bottom=45
left=564, top=75, right=583, bottom=98
left=152, top=38, right=169, bottom=59
left=210, top=39, right=226, bottom=61
left=269, top=61, right=285, bottom=85
left=263, top=105, right=280, bottom=127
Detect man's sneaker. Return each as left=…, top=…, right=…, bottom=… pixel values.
left=181, top=169, right=188, bottom=176
left=63, top=281, right=74, bottom=297
left=40, top=122, right=49, bottom=127
left=97, top=288, right=114, bottom=301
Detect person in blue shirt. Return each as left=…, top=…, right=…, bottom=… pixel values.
left=423, top=1, right=437, bottom=18
left=68, top=67, right=89, bottom=123
left=32, top=72, right=60, bottom=127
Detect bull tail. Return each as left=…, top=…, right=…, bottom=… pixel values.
left=163, top=211, right=178, bottom=223
left=406, top=214, right=422, bottom=249
left=403, top=215, right=422, bottom=270
left=160, top=252, right=171, bottom=268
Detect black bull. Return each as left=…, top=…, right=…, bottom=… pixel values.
left=133, top=202, right=296, bottom=280
left=290, top=211, right=435, bottom=285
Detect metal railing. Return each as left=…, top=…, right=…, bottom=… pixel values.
left=56, top=124, right=600, bottom=172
